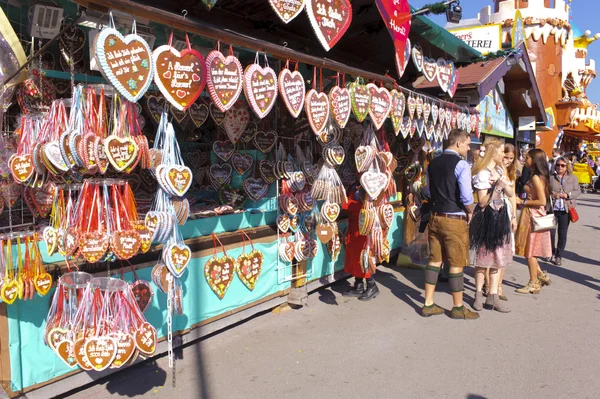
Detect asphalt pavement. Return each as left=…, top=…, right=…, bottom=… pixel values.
left=55, top=194, right=600, bottom=399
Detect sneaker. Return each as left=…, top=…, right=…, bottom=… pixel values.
left=421, top=304, right=445, bottom=317
left=450, top=306, right=480, bottom=320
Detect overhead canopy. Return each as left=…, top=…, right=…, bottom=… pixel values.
left=414, top=43, right=546, bottom=124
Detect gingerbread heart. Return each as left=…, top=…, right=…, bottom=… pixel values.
left=409, top=136, right=425, bottom=153
left=218, top=185, right=246, bottom=207
left=209, top=163, right=233, bottom=187
left=210, top=102, right=226, bottom=125
left=104, top=136, right=139, bottom=172
left=9, top=154, right=34, bottom=183
left=259, top=160, right=276, bottom=184
left=152, top=45, right=205, bottom=111
left=189, top=102, right=209, bottom=128
left=367, top=84, right=392, bottom=130
left=360, top=171, right=389, bottom=200
left=394, top=38, right=412, bottom=78
left=279, top=68, right=305, bottom=118
left=448, top=69, right=460, bottom=98
left=165, top=243, right=191, bottom=278
left=236, top=249, right=263, bottom=291
left=231, top=152, right=253, bottom=175
left=305, top=89, right=329, bottom=135
left=243, top=178, right=269, bottom=202
left=205, top=50, right=243, bottom=112
left=213, top=140, right=235, bottom=162
left=253, top=130, right=277, bottom=153
left=269, top=0, right=305, bottom=23
left=395, top=156, right=409, bottom=175
left=390, top=89, right=406, bottom=136
left=163, top=165, right=193, bottom=196
left=412, top=45, right=424, bottom=72
left=437, top=58, right=453, bottom=93
left=305, top=0, right=352, bottom=51
left=95, top=27, right=154, bottom=102
left=244, top=63, right=278, bottom=119
left=134, top=322, right=157, bottom=355
left=223, top=101, right=250, bottom=144
left=350, top=81, right=371, bottom=123
left=329, top=86, right=351, bottom=128
left=204, top=255, right=236, bottom=299
left=422, top=57, right=438, bottom=82
left=85, top=337, right=117, bottom=372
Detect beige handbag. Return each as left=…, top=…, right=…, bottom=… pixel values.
left=531, top=198, right=557, bottom=232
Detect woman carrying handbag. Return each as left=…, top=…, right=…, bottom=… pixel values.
left=549, top=156, right=582, bottom=266
left=514, top=149, right=554, bottom=294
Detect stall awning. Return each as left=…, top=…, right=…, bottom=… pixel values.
left=410, top=6, right=481, bottom=63
left=564, top=129, right=600, bottom=142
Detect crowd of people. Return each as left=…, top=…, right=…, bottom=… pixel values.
left=341, top=128, right=584, bottom=319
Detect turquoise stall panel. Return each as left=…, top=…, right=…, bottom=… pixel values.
left=7, top=239, right=289, bottom=391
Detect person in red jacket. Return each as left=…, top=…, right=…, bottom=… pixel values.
left=341, top=184, right=379, bottom=301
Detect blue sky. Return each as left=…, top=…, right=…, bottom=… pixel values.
left=410, top=0, right=600, bottom=104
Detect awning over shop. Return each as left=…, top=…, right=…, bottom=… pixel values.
left=563, top=129, right=600, bottom=142
left=414, top=43, right=546, bottom=124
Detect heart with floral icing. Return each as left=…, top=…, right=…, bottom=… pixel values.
left=165, top=243, right=191, bottom=278
left=350, top=81, right=370, bottom=123
left=278, top=68, right=305, bottom=118
left=367, top=83, right=392, bottom=130
left=205, top=255, right=236, bottom=299
left=223, top=101, right=250, bottom=144
left=437, top=58, right=453, bottom=93
left=305, top=89, right=329, bottom=135
left=390, top=89, right=406, bottom=136
left=205, top=50, right=243, bottom=112
left=329, top=86, right=351, bottom=128
left=305, top=0, right=353, bottom=51
left=244, top=63, right=278, bottom=119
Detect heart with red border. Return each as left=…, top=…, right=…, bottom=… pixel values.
left=244, top=63, right=278, bottom=119
left=360, top=171, right=389, bottom=200
left=436, top=58, right=453, bottom=93
left=254, top=130, right=277, bottom=153
left=412, top=45, right=424, bottom=72
left=152, top=45, right=205, bottom=111
left=390, top=89, right=406, bottom=136
left=223, top=101, right=250, bottom=144
left=349, top=81, right=371, bottom=123
left=269, top=0, right=305, bottom=24
left=380, top=203, right=395, bottom=229
left=367, top=83, right=392, bottom=130
left=448, top=69, right=459, bottom=98
left=79, top=232, right=109, bottom=263
left=110, top=230, right=141, bottom=260
left=95, top=27, right=154, bottom=102
left=231, top=152, right=253, bottom=175
left=205, top=254, right=236, bottom=299
left=243, top=178, right=269, bottom=202
left=305, top=0, right=352, bottom=51
left=279, top=68, right=305, bottom=118
left=131, top=279, right=153, bottom=313
left=188, top=102, right=209, bottom=128
left=394, top=38, right=412, bottom=78
left=213, top=140, right=235, bottom=162
left=422, top=57, right=438, bottom=82
left=205, top=50, right=243, bottom=112
left=236, top=249, right=263, bottom=291
left=329, top=86, right=351, bottom=128
left=305, top=89, right=330, bottom=135
left=31, top=182, right=56, bottom=218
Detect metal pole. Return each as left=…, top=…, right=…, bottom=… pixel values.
left=410, top=0, right=456, bottom=18
left=0, top=15, right=80, bottom=87
left=73, top=0, right=396, bottom=83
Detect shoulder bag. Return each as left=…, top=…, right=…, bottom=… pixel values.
left=557, top=175, right=579, bottom=223
left=531, top=197, right=557, bottom=233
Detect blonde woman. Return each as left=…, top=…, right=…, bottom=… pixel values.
left=469, top=139, right=513, bottom=313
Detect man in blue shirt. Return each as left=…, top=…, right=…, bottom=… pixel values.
left=422, top=129, right=478, bottom=319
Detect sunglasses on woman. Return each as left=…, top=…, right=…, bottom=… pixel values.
left=555, top=163, right=567, bottom=168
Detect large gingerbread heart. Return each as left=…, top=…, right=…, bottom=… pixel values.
left=236, top=249, right=263, bottom=291
left=223, top=101, right=250, bottom=144
left=9, top=154, right=34, bottom=183
left=329, top=86, right=351, bottom=128
left=205, top=50, right=243, bottom=112
left=366, top=84, right=392, bottom=130
left=305, top=0, right=353, bottom=51
left=204, top=255, right=236, bottom=299
left=278, top=68, right=305, bottom=118
left=305, top=89, right=329, bottom=135
left=95, top=27, right=154, bottom=102
left=152, top=45, right=205, bottom=111
left=350, top=81, right=370, bottom=123
left=269, top=0, right=305, bottom=23
left=244, top=64, right=278, bottom=119
left=360, top=171, right=389, bottom=200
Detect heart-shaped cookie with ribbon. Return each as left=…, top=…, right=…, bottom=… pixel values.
left=360, top=171, right=389, bottom=200
left=165, top=243, right=191, bottom=278
left=390, top=89, right=406, bottom=136
left=152, top=44, right=205, bottom=111
left=95, top=27, right=154, bottom=102
left=244, top=63, right=278, bottom=119
left=350, top=81, right=371, bottom=123
left=205, top=255, right=236, bottom=299
left=104, top=136, right=139, bottom=172
left=367, top=84, right=392, bottom=130
left=279, top=68, right=305, bottom=118
left=231, top=152, right=253, bottom=175
left=422, top=57, right=438, bottom=82
left=305, top=89, right=329, bottom=135
left=436, top=58, right=453, bottom=93
left=329, top=86, right=351, bottom=128
left=412, top=45, right=424, bottom=72
left=205, top=50, right=243, bottom=112
left=236, top=249, right=263, bottom=291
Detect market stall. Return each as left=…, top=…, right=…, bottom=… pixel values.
left=0, top=1, right=480, bottom=397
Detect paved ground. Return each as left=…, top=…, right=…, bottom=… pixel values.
left=55, top=195, right=600, bottom=399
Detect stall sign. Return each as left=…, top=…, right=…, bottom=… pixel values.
left=518, top=116, right=536, bottom=131
left=516, top=130, right=536, bottom=144
left=477, top=87, right=514, bottom=139
left=449, top=25, right=502, bottom=55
